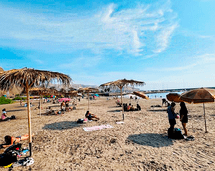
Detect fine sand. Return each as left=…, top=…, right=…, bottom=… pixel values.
left=0, top=97, right=215, bottom=171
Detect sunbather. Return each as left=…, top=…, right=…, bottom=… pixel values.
left=85, top=111, right=99, bottom=121
left=1, top=134, right=34, bottom=148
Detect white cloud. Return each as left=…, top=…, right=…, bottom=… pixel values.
left=0, top=1, right=177, bottom=56
left=59, top=55, right=102, bottom=69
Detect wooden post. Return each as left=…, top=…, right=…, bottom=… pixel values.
left=26, top=85, right=32, bottom=156
left=120, top=86, right=124, bottom=120
left=40, top=95, right=42, bottom=117
left=203, top=103, right=208, bottom=133
left=88, top=92, right=89, bottom=111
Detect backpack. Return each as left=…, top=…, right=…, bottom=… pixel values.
left=77, top=119, right=84, bottom=124
left=168, top=128, right=184, bottom=139
left=0, top=144, right=21, bottom=166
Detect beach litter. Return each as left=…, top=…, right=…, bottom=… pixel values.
left=83, top=124, right=113, bottom=131
left=116, top=121, right=124, bottom=124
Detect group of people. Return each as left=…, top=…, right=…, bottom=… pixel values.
left=60, top=101, right=74, bottom=112
left=167, top=102, right=188, bottom=137
left=124, top=103, right=141, bottom=111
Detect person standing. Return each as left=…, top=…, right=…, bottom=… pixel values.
left=167, top=102, right=177, bottom=135
left=179, top=102, right=188, bottom=136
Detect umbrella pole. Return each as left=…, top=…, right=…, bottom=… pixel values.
left=40, top=95, right=42, bottom=117
left=120, top=87, right=124, bottom=120
left=203, top=103, right=208, bottom=133
left=88, top=92, right=89, bottom=111
left=26, top=86, right=32, bottom=157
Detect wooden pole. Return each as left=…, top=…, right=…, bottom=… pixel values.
left=120, top=86, right=124, bottom=120
left=203, top=103, right=208, bottom=133
left=88, top=92, right=89, bottom=111
left=40, top=95, right=42, bottom=117
left=26, top=85, right=32, bottom=156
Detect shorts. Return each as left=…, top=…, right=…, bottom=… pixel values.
left=181, top=118, right=188, bottom=123
left=169, top=119, right=176, bottom=126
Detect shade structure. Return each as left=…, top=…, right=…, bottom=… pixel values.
left=100, top=79, right=145, bottom=120
left=133, top=91, right=149, bottom=100
left=0, top=67, right=71, bottom=156
left=180, top=88, right=215, bottom=133
left=78, top=87, right=99, bottom=110
left=29, top=87, right=55, bottom=116
left=166, top=93, right=184, bottom=103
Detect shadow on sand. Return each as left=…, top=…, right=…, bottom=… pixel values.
left=43, top=121, right=81, bottom=130
left=127, top=133, right=173, bottom=147
left=107, top=109, right=122, bottom=113
left=147, top=109, right=167, bottom=112
left=7, top=109, right=26, bottom=113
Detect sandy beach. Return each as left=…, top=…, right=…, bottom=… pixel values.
left=0, top=97, right=215, bottom=171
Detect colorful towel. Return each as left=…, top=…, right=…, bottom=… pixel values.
left=83, top=124, right=113, bottom=132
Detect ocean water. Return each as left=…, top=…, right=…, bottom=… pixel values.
left=122, top=91, right=184, bottom=99
left=146, top=91, right=184, bottom=99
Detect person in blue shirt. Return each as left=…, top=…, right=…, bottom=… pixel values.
left=167, top=102, right=177, bottom=133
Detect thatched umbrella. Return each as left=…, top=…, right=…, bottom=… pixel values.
left=66, top=90, right=78, bottom=98
left=29, top=87, right=54, bottom=116
left=100, top=79, right=145, bottom=120
left=0, top=67, right=71, bottom=156
left=78, top=87, right=99, bottom=111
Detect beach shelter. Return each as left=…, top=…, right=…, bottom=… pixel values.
left=100, top=79, right=145, bottom=120
left=29, top=87, right=54, bottom=116
left=133, top=91, right=149, bottom=100
left=180, top=88, right=215, bottom=133
left=166, top=93, right=183, bottom=103
left=78, top=87, right=99, bottom=111
left=133, top=91, right=149, bottom=103
left=0, top=67, right=71, bottom=156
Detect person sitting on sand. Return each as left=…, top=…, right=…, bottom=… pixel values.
left=1, top=108, right=13, bottom=121
left=85, top=111, right=99, bottom=121
left=130, top=105, right=135, bottom=111
left=136, top=104, right=141, bottom=111
left=65, top=101, right=73, bottom=112
left=61, top=101, right=65, bottom=111
left=127, top=103, right=131, bottom=111
left=1, top=134, right=34, bottom=148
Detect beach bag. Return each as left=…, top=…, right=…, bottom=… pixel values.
left=0, top=144, right=21, bottom=167
left=174, top=128, right=184, bottom=139
left=77, top=119, right=84, bottom=124
left=168, top=128, right=184, bottom=139
left=10, top=115, right=16, bottom=119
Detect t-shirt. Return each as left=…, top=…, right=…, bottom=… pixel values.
left=1, top=111, right=6, bottom=120
left=167, top=106, right=176, bottom=120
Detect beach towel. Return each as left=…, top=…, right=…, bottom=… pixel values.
left=83, top=124, right=113, bottom=132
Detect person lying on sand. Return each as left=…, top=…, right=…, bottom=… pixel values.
left=85, top=111, right=99, bottom=121
left=1, top=134, right=34, bottom=148
left=46, top=107, right=62, bottom=115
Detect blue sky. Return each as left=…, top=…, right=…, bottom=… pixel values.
left=0, top=0, right=215, bottom=90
